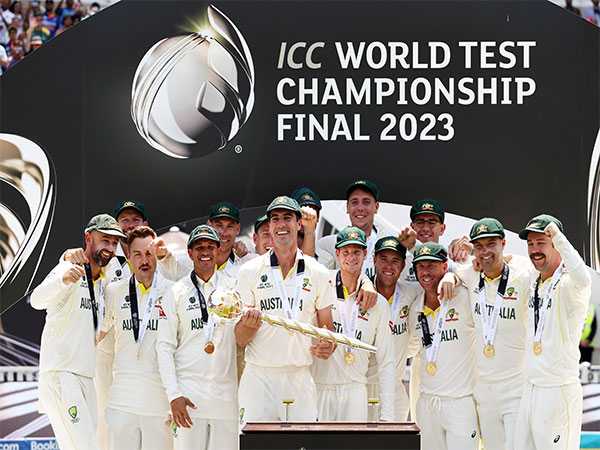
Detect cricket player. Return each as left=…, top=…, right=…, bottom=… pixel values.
left=397, top=199, right=449, bottom=283
left=514, top=215, right=591, bottom=450
left=253, top=214, right=272, bottom=256
left=100, top=226, right=173, bottom=450
left=312, top=227, right=395, bottom=421
left=235, top=196, right=337, bottom=421
left=448, top=218, right=530, bottom=450
left=31, top=214, right=125, bottom=450
left=369, top=236, right=421, bottom=421
left=291, top=187, right=321, bottom=258
left=317, top=180, right=394, bottom=278
left=62, top=200, right=150, bottom=450
left=158, top=202, right=253, bottom=281
left=156, top=224, right=238, bottom=450
left=411, top=242, right=479, bottom=450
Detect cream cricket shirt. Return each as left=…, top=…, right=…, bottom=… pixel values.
left=156, top=272, right=238, bottom=420
left=366, top=280, right=422, bottom=385
left=101, top=273, right=173, bottom=416
left=414, top=286, right=476, bottom=397
left=312, top=272, right=396, bottom=419
left=96, top=254, right=129, bottom=359
left=237, top=250, right=335, bottom=368
left=455, top=263, right=530, bottom=384
left=31, top=262, right=106, bottom=378
left=525, top=230, right=591, bottom=387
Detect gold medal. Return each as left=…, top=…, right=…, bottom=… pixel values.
left=483, top=344, right=495, bottom=358
left=344, top=350, right=355, bottom=365
left=204, top=341, right=215, bottom=354
left=533, top=341, right=542, bottom=356
left=426, top=361, right=437, bottom=376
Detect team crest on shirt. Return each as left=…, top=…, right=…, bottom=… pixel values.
left=503, top=286, right=518, bottom=300
left=445, top=308, right=459, bottom=321
left=186, top=296, right=202, bottom=311
left=399, top=305, right=409, bottom=319
left=302, top=277, right=312, bottom=292
left=68, top=405, right=79, bottom=423
left=257, top=274, right=273, bottom=290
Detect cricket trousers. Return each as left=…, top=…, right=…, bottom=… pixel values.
left=38, top=371, right=99, bottom=450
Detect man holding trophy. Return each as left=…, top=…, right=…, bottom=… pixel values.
left=235, top=196, right=338, bottom=422
left=312, top=227, right=395, bottom=422
left=156, top=224, right=239, bottom=450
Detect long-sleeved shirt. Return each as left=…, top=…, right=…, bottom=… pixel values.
left=101, top=273, right=173, bottom=416
left=31, top=261, right=105, bottom=378
left=366, top=279, right=422, bottom=386
left=412, top=286, right=476, bottom=398
left=236, top=250, right=335, bottom=368
left=454, top=262, right=530, bottom=385
left=156, top=272, right=238, bottom=420
left=524, top=229, right=591, bottom=386
left=312, top=273, right=396, bottom=421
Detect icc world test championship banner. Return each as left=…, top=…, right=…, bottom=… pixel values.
left=0, top=1, right=600, bottom=433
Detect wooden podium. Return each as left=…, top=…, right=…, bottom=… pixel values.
left=240, top=422, right=420, bottom=450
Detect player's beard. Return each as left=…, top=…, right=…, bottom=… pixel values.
left=92, top=247, right=114, bottom=267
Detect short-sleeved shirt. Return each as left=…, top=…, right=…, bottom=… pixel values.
left=237, top=250, right=335, bottom=368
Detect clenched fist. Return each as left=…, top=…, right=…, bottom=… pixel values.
left=62, top=264, right=85, bottom=285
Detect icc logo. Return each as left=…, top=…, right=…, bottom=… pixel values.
left=131, top=5, right=255, bottom=159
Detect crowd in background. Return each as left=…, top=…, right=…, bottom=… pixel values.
left=564, top=0, right=600, bottom=22
left=0, top=0, right=106, bottom=74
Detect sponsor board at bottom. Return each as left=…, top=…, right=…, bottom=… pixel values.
left=0, top=439, right=58, bottom=450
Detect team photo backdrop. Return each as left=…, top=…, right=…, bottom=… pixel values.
left=1, top=0, right=600, bottom=439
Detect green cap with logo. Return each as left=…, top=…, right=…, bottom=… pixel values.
left=84, top=214, right=127, bottom=238
left=335, top=226, right=367, bottom=249
left=374, top=236, right=407, bottom=259
left=412, top=242, right=448, bottom=264
left=291, top=187, right=322, bottom=211
left=518, top=214, right=564, bottom=240
left=113, top=200, right=147, bottom=221
left=346, top=179, right=380, bottom=201
left=266, top=196, right=301, bottom=217
left=410, top=199, right=445, bottom=223
left=469, top=218, right=505, bottom=242
left=254, top=214, right=269, bottom=233
left=187, top=224, right=221, bottom=248
left=208, top=202, right=240, bottom=222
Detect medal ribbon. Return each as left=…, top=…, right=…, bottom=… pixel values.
left=422, top=300, right=449, bottom=365
left=128, top=274, right=159, bottom=349
left=390, top=282, right=403, bottom=323
left=335, top=271, right=360, bottom=345
left=189, top=271, right=210, bottom=323
left=84, top=264, right=101, bottom=332
left=476, top=264, right=509, bottom=347
left=190, top=271, right=219, bottom=343
left=270, top=250, right=306, bottom=320
left=533, top=264, right=564, bottom=342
